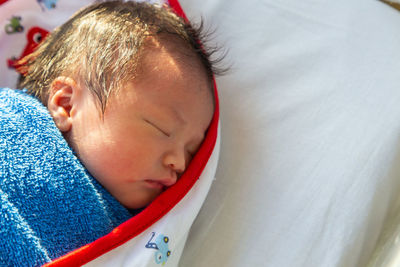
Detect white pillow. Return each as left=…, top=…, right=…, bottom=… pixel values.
left=179, top=0, right=400, bottom=266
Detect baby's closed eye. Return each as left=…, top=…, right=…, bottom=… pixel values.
left=144, top=118, right=170, bottom=137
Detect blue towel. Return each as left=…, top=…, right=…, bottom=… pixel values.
left=0, top=88, right=133, bottom=266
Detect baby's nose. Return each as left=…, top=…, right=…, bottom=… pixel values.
left=163, top=150, right=187, bottom=174
left=168, top=162, right=185, bottom=175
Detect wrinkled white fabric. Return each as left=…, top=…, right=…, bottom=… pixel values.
left=178, top=0, right=400, bottom=266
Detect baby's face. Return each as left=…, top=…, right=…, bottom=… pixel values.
left=64, top=41, right=214, bottom=209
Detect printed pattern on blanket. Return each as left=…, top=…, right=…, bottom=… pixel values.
left=0, top=88, right=133, bottom=266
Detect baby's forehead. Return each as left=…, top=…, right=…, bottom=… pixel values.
left=120, top=41, right=213, bottom=101
left=137, top=36, right=212, bottom=84
left=142, top=36, right=203, bottom=65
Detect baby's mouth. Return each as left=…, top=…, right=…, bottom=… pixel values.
left=144, top=177, right=177, bottom=190
left=144, top=180, right=165, bottom=190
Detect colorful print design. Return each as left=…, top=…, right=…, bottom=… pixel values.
left=5, top=16, right=24, bottom=34
left=37, top=0, right=58, bottom=11
left=7, top=26, right=49, bottom=70
left=145, top=232, right=172, bottom=265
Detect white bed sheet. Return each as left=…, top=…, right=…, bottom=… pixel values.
left=178, top=0, right=400, bottom=266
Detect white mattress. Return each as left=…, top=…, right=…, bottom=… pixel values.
left=178, top=0, right=400, bottom=266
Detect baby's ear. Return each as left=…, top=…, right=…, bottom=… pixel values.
left=47, top=76, right=80, bottom=133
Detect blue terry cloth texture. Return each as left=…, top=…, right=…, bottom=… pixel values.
left=0, top=88, right=132, bottom=266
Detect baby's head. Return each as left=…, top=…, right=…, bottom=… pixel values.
left=18, top=1, right=220, bottom=209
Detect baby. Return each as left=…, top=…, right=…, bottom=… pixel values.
left=0, top=0, right=220, bottom=265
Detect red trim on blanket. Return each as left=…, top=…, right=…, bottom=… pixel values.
left=168, top=0, right=188, bottom=20
left=0, top=0, right=9, bottom=5
left=45, top=1, right=219, bottom=266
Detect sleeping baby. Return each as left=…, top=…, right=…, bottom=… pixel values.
left=0, top=0, right=221, bottom=265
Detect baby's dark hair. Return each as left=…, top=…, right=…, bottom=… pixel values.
left=18, top=0, right=224, bottom=112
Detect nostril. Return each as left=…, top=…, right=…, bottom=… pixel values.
left=168, top=162, right=185, bottom=174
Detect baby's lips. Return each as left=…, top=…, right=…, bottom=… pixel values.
left=158, top=177, right=177, bottom=187
left=143, top=176, right=177, bottom=189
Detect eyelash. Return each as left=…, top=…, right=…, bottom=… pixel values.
left=144, top=118, right=197, bottom=158
left=145, top=119, right=170, bottom=137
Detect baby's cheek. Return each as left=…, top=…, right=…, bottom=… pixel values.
left=116, top=140, right=157, bottom=171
